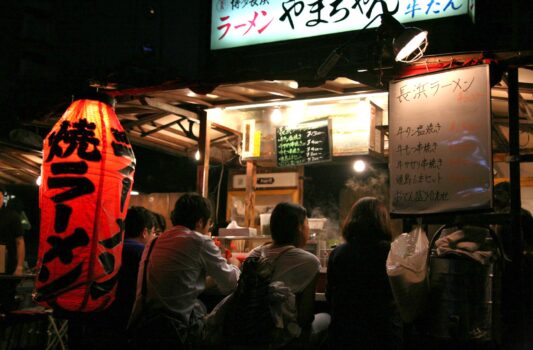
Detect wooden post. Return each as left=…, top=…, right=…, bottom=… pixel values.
left=298, top=166, right=304, bottom=205
left=196, top=110, right=211, bottom=198
left=244, top=160, right=256, bottom=228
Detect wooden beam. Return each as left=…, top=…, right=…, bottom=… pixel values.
left=211, top=88, right=254, bottom=103
left=121, top=111, right=169, bottom=130
left=153, top=92, right=214, bottom=107
left=141, top=97, right=199, bottom=120
left=245, top=82, right=296, bottom=98
left=244, top=161, right=257, bottom=228
left=319, top=81, right=345, bottom=94
left=196, top=110, right=211, bottom=198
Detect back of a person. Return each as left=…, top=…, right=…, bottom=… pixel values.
left=129, top=193, right=241, bottom=349
left=328, top=241, right=393, bottom=314
left=113, top=238, right=145, bottom=325
left=327, top=241, right=398, bottom=349
left=248, top=244, right=319, bottom=295
left=0, top=206, right=23, bottom=273
left=326, top=197, right=401, bottom=350
left=143, top=226, right=207, bottom=324
left=236, top=203, right=327, bottom=349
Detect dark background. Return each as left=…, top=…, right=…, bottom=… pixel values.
left=0, top=0, right=531, bottom=267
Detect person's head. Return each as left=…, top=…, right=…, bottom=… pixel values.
left=125, top=206, right=156, bottom=244
left=493, top=181, right=511, bottom=212
left=342, top=197, right=391, bottom=244
left=171, top=193, right=212, bottom=235
left=6, top=197, right=24, bottom=213
left=270, top=202, right=308, bottom=247
left=152, top=212, right=166, bottom=236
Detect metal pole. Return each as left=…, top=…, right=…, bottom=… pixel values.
left=507, top=66, right=525, bottom=349
left=196, top=110, right=210, bottom=198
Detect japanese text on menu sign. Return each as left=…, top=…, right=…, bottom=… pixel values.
left=389, top=64, right=492, bottom=214
left=211, top=0, right=469, bottom=50
left=276, top=120, right=331, bottom=167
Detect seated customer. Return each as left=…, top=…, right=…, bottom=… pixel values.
left=129, top=193, right=241, bottom=348
left=150, top=210, right=166, bottom=236
left=326, top=197, right=402, bottom=350
left=247, top=202, right=329, bottom=348
left=85, top=206, right=156, bottom=349
left=114, top=207, right=156, bottom=325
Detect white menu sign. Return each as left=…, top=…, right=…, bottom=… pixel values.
left=389, top=64, right=492, bottom=214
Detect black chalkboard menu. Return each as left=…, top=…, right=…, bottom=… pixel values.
left=276, top=120, right=331, bottom=167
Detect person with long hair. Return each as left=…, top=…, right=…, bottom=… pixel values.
left=245, top=202, right=329, bottom=348
left=326, top=197, right=402, bottom=349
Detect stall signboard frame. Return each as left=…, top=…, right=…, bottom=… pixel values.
left=389, top=64, right=492, bottom=214
left=210, top=0, right=470, bottom=50
left=276, top=119, right=332, bottom=167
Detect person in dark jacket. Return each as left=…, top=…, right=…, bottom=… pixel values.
left=326, top=197, right=402, bottom=350
left=78, top=206, right=157, bottom=349
left=0, top=187, right=25, bottom=312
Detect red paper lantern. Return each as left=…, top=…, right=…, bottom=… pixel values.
left=36, top=99, right=135, bottom=312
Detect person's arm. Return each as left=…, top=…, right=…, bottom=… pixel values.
left=13, top=236, right=25, bottom=276
left=201, top=238, right=241, bottom=293
left=296, top=273, right=318, bottom=328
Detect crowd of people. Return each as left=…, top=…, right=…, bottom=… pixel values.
left=108, top=193, right=399, bottom=349
left=0, top=188, right=406, bottom=349
left=5, top=188, right=528, bottom=349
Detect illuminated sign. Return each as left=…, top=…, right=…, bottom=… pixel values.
left=211, top=0, right=469, bottom=50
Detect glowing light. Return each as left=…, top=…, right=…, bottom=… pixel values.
left=395, top=30, right=428, bottom=63
left=195, top=150, right=201, bottom=161
left=130, top=190, right=140, bottom=196
left=353, top=160, right=366, bottom=173
left=271, top=108, right=282, bottom=125
left=36, top=176, right=42, bottom=186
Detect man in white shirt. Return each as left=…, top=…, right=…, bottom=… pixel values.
left=129, top=193, right=240, bottom=348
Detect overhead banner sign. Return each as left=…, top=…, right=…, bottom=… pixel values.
left=211, top=0, right=469, bottom=50
left=389, top=64, right=492, bottom=214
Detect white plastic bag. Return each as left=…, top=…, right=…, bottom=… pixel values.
left=386, top=226, right=429, bottom=323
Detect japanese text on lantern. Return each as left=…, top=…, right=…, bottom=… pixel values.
left=37, top=101, right=135, bottom=310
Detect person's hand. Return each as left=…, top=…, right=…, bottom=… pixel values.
left=228, top=256, right=241, bottom=269
left=13, top=265, right=24, bottom=276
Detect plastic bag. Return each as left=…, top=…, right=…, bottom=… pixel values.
left=386, top=226, right=429, bottom=323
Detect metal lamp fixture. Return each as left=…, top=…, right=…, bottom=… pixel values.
left=316, top=0, right=429, bottom=79
left=380, top=12, right=428, bottom=63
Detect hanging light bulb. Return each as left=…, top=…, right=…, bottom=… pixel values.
left=195, top=150, right=201, bottom=161
left=353, top=160, right=366, bottom=173
left=36, top=175, right=42, bottom=186
left=270, top=107, right=282, bottom=125
left=379, top=12, right=428, bottom=63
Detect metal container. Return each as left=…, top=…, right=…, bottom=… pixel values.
left=428, top=255, right=501, bottom=341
